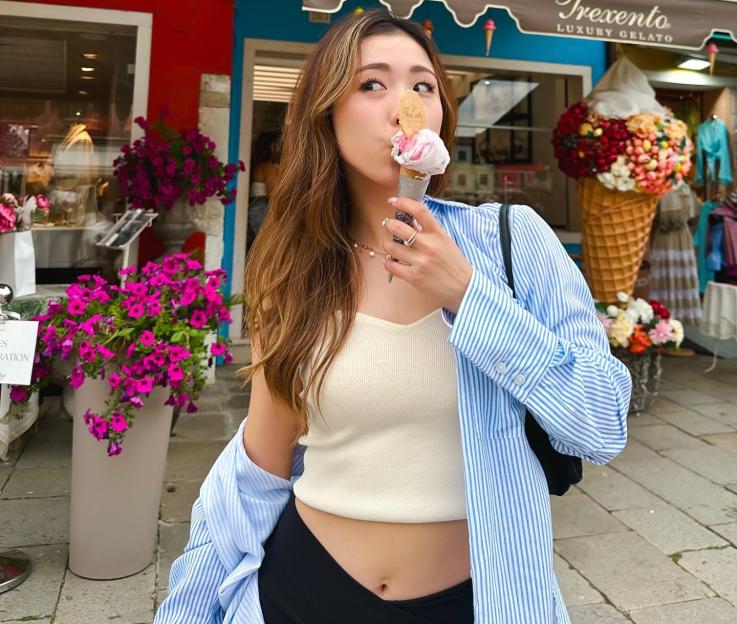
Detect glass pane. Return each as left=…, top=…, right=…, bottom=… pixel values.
left=0, top=15, right=137, bottom=283
left=444, top=68, right=583, bottom=229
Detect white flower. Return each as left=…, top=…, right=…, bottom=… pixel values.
left=609, top=311, right=634, bottom=348
left=616, top=292, right=630, bottom=304
left=632, top=298, right=654, bottom=323
left=670, top=319, right=684, bottom=347
left=606, top=305, right=620, bottom=317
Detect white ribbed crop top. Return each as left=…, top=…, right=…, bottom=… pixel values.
left=292, top=308, right=467, bottom=523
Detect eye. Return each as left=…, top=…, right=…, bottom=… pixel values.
left=414, top=81, right=436, bottom=93
left=359, top=79, right=384, bottom=92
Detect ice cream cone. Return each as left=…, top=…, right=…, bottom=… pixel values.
left=707, top=42, right=719, bottom=75
left=577, top=177, right=658, bottom=303
left=484, top=19, right=496, bottom=56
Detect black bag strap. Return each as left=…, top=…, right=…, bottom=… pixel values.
left=499, top=203, right=515, bottom=297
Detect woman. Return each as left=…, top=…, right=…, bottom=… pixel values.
left=155, top=10, right=630, bottom=624
left=247, top=129, right=281, bottom=249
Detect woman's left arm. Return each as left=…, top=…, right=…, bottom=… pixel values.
left=383, top=198, right=631, bottom=464
left=446, top=204, right=632, bottom=465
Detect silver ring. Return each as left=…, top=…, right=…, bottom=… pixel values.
left=403, top=231, right=418, bottom=247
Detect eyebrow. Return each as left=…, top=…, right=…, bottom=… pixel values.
left=356, top=62, right=436, bottom=78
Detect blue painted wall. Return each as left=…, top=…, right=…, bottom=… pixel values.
left=223, top=0, right=608, bottom=294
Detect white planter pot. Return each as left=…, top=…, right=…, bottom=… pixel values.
left=152, top=199, right=197, bottom=256
left=69, top=378, right=173, bottom=579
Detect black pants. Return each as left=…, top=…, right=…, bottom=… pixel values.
left=258, top=493, right=474, bottom=623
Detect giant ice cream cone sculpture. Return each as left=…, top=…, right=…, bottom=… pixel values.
left=388, top=91, right=450, bottom=283
left=553, top=57, right=692, bottom=302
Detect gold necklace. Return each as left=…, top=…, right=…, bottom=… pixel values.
left=351, top=239, right=388, bottom=259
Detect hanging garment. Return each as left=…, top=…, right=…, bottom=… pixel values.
left=710, top=197, right=737, bottom=278
left=696, top=118, right=733, bottom=187
left=650, top=185, right=702, bottom=324
left=695, top=200, right=718, bottom=292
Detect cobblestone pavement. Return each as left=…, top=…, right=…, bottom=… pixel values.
left=2, top=356, right=737, bottom=623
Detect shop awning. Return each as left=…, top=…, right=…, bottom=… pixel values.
left=303, top=0, right=737, bottom=50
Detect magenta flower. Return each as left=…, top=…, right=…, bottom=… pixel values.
left=190, top=310, right=207, bottom=329
left=140, top=330, right=156, bottom=347
left=107, top=441, right=122, bottom=456
left=110, top=412, right=128, bottom=433
left=68, top=300, right=87, bottom=316
left=98, top=345, right=115, bottom=359
left=9, top=386, right=29, bottom=402
left=128, top=303, right=145, bottom=319
left=167, top=364, right=184, bottom=382
left=211, top=342, right=227, bottom=357
left=91, top=417, right=108, bottom=440
left=69, top=366, right=85, bottom=389
left=108, top=373, right=122, bottom=390
left=136, top=376, right=154, bottom=394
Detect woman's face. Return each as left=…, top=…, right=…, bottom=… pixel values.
left=332, top=32, right=443, bottom=191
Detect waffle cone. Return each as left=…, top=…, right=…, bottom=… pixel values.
left=577, top=177, right=658, bottom=303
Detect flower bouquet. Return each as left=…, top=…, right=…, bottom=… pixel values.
left=0, top=192, right=50, bottom=233
left=113, top=108, right=245, bottom=212
left=552, top=57, right=693, bottom=303
left=596, top=291, right=683, bottom=412
left=9, top=254, right=233, bottom=457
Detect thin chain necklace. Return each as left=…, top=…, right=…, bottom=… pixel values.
left=351, top=239, right=388, bottom=259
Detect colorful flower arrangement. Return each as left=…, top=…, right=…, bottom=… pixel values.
left=552, top=101, right=693, bottom=196
left=0, top=193, right=50, bottom=233
left=596, top=292, right=683, bottom=354
left=113, top=108, right=245, bottom=212
left=9, top=254, right=234, bottom=457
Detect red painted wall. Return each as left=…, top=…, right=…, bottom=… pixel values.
left=18, top=0, right=234, bottom=129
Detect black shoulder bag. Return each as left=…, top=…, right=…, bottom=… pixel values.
left=499, top=203, right=583, bottom=496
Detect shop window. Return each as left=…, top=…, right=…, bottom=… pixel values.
left=0, top=16, right=137, bottom=284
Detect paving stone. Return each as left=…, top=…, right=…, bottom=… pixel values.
left=647, top=397, right=709, bottom=417
left=0, top=497, right=69, bottom=548
left=661, top=446, right=737, bottom=488
left=0, top=544, right=67, bottom=620
left=169, top=412, right=230, bottom=442
left=226, top=393, right=250, bottom=410
left=0, top=465, right=71, bottom=499
left=710, top=523, right=737, bottom=547
left=703, top=432, right=737, bottom=454
left=678, top=547, right=737, bottom=605
left=15, top=433, right=72, bottom=469
left=688, top=403, right=737, bottom=428
left=0, top=465, right=12, bottom=491
left=553, top=552, right=603, bottom=606
left=568, top=603, right=630, bottom=624
left=614, top=456, right=737, bottom=525
left=630, top=424, right=710, bottom=451
left=627, top=412, right=667, bottom=427
left=614, top=439, right=661, bottom=463
left=629, top=597, right=737, bottom=623
left=551, top=492, right=628, bottom=539
left=658, top=389, right=723, bottom=406
left=577, top=465, right=661, bottom=511
left=612, top=503, right=728, bottom=555
left=56, top=563, right=156, bottom=624
left=160, top=480, right=200, bottom=523
left=157, top=521, right=191, bottom=593
left=652, top=408, right=735, bottom=437
left=555, top=532, right=713, bottom=611
left=164, top=440, right=228, bottom=481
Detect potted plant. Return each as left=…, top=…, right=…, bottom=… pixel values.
left=596, top=292, right=683, bottom=413
left=112, top=107, right=245, bottom=253
left=9, top=254, right=233, bottom=579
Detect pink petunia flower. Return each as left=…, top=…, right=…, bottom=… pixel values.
left=9, top=386, right=29, bottom=402
left=110, top=412, right=128, bottom=433
left=190, top=310, right=207, bottom=329
left=136, top=376, right=154, bottom=394
left=210, top=342, right=227, bottom=357
left=140, top=330, right=156, bottom=347
left=128, top=303, right=145, bottom=319
left=167, top=364, right=184, bottom=382
left=69, top=366, right=85, bottom=389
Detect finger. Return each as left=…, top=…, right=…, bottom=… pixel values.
left=388, top=196, right=439, bottom=233
left=384, top=251, right=416, bottom=284
left=383, top=217, right=419, bottom=243
left=383, top=239, right=420, bottom=265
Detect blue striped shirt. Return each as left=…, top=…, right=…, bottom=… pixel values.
left=155, top=199, right=631, bottom=624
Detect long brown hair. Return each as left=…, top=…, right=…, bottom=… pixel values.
left=241, top=9, right=457, bottom=444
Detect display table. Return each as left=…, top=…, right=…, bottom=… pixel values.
left=701, top=281, right=737, bottom=340
left=700, top=281, right=737, bottom=371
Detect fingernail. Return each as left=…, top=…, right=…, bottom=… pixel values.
left=387, top=196, right=398, bottom=204
left=381, top=217, right=389, bottom=227
left=412, top=218, right=423, bottom=232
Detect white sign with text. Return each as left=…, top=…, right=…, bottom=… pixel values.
left=0, top=320, right=39, bottom=386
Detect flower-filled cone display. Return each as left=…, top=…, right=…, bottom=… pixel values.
left=553, top=57, right=693, bottom=303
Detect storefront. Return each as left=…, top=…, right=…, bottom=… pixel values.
left=0, top=0, right=233, bottom=286
left=227, top=0, right=610, bottom=338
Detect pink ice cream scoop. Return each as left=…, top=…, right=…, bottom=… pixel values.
left=391, top=128, right=450, bottom=178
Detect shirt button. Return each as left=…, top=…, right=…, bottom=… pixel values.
left=514, top=374, right=525, bottom=385
left=495, top=362, right=508, bottom=374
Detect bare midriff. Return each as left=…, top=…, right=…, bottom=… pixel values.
left=294, top=497, right=471, bottom=601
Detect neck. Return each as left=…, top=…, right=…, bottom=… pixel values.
left=345, top=170, right=398, bottom=250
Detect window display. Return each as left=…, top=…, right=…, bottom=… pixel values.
left=0, top=16, right=138, bottom=283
